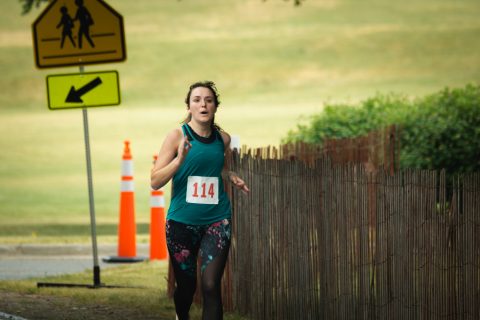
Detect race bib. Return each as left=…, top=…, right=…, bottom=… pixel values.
left=186, top=176, right=219, bottom=205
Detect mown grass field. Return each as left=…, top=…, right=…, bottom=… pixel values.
left=0, top=260, right=248, bottom=320
left=1, top=0, right=479, bottom=243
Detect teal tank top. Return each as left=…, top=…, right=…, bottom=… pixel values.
left=167, top=124, right=232, bottom=225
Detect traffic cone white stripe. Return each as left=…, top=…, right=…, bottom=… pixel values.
left=121, top=179, right=134, bottom=192
left=150, top=194, right=165, bottom=208
left=122, top=160, right=134, bottom=176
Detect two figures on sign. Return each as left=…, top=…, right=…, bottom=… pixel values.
left=56, top=0, right=94, bottom=49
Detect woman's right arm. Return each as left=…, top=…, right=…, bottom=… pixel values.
left=150, top=128, right=191, bottom=190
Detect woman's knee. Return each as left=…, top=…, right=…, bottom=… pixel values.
left=201, top=278, right=220, bottom=297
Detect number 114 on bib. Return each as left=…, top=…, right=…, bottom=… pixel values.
left=186, top=176, right=219, bottom=205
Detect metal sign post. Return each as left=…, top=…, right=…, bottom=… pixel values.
left=80, top=66, right=101, bottom=287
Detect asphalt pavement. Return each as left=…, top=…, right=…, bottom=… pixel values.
left=0, top=244, right=149, bottom=280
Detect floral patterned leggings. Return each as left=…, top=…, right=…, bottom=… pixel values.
left=166, top=219, right=231, bottom=320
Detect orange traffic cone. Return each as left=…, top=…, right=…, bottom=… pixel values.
left=103, top=141, right=146, bottom=263
left=150, top=156, right=168, bottom=260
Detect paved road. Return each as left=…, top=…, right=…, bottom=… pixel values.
left=0, top=244, right=149, bottom=280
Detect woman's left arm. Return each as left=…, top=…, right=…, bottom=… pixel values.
left=221, top=132, right=250, bottom=194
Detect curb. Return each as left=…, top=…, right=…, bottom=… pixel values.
left=0, top=311, right=29, bottom=320
left=0, top=244, right=149, bottom=257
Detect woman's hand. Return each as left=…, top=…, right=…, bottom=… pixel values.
left=229, top=172, right=250, bottom=194
left=177, top=135, right=192, bottom=164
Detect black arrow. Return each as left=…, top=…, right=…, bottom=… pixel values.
left=65, top=77, right=103, bottom=103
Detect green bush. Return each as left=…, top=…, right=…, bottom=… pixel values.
left=283, top=84, right=480, bottom=174
left=401, top=84, right=480, bottom=174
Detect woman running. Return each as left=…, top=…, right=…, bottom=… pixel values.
left=151, top=81, right=249, bottom=320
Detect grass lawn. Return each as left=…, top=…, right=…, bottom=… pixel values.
left=0, top=0, right=479, bottom=243
left=0, top=260, right=248, bottom=320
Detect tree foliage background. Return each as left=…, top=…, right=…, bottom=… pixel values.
left=19, top=0, right=47, bottom=14
left=283, top=84, right=480, bottom=175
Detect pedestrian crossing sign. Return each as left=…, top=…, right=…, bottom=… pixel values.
left=32, top=0, right=126, bottom=69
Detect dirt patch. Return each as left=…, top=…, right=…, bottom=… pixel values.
left=0, top=292, right=169, bottom=320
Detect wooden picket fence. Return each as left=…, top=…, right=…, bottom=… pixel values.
left=226, top=155, right=480, bottom=319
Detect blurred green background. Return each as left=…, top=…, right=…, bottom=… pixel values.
left=1, top=0, right=479, bottom=244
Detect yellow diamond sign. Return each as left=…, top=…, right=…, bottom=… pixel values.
left=32, top=0, right=126, bottom=68
left=46, top=71, right=120, bottom=110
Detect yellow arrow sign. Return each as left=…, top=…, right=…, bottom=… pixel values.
left=46, top=71, right=120, bottom=110
left=32, top=0, right=126, bottom=68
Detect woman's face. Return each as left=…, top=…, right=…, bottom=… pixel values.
left=188, top=87, right=217, bottom=124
